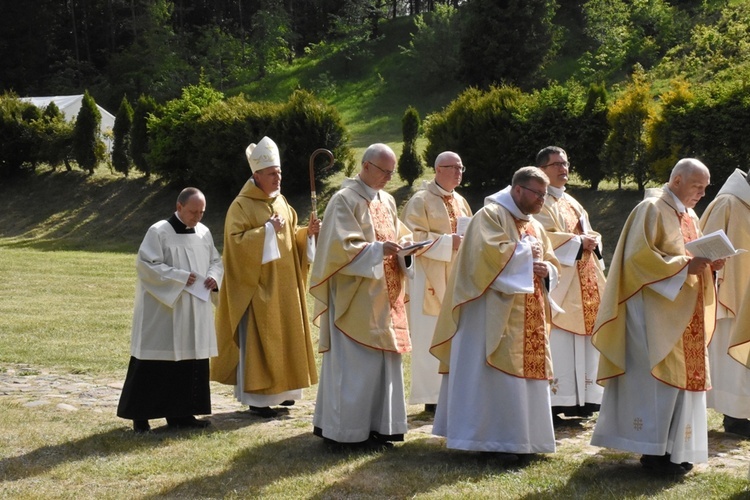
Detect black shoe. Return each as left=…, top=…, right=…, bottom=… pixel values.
left=279, top=400, right=295, bottom=406
left=424, top=404, right=437, bottom=413
left=723, top=415, right=750, bottom=438
left=640, top=454, right=687, bottom=475
left=249, top=406, right=289, bottom=418
left=365, top=433, right=394, bottom=451
left=681, top=462, right=694, bottom=471
left=167, top=416, right=211, bottom=429
left=133, top=420, right=150, bottom=433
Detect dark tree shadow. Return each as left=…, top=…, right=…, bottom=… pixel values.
left=520, top=455, right=685, bottom=499
left=0, top=410, right=272, bottom=482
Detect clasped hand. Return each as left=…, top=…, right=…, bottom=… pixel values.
left=269, top=213, right=285, bottom=233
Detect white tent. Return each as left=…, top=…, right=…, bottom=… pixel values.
left=20, top=95, right=116, bottom=152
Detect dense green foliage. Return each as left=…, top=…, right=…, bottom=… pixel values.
left=459, top=0, right=557, bottom=88
left=401, top=4, right=463, bottom=85
left=0, top=95, right=39, bottom=179
left=398, top=106, right=423, bottom=186
left=72, top=91, right=103, bottom=175
left=34, top=102, right=75, bottom=172
left=0, top=0, right=456, bottom=110
left=130, top=94, right=159, bottom=177
left=147, top=84, right=353, bottom=196
left=112, top=96, right=134, bottom=176
left=4, top=1, right=750, bottom=194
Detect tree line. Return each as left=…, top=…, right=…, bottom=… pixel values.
left=2, top=0, right=750, bottom=198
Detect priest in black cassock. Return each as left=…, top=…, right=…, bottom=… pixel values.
left=117, top=187, right=223, bottom=432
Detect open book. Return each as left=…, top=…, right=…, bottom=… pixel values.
left=397, top=240, right=432, bottom=257
left=685, top=229, right=746, bottom=260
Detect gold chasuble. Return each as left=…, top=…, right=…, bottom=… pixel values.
left=430, top=201, right=560, bottom=380
left=535, top=192, right=605, bottom=336
left=369, top=198, right=410, bottom=352
left=211, top=180, right=317, bottom=394
left=310, top=177, right=413, bottom=353
left=400, top=180, right=473, bottom=316
left=700, top=169, right=750, bottom=368
left=592, top=189, right=716, bottom=390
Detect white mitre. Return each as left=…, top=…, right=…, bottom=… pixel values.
left=246, top=136, right=281, bottom=173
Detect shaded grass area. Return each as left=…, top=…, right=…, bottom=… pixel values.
left=1, top=398, right=749, bottom=498
left=0, top=166, right=656, bottom=270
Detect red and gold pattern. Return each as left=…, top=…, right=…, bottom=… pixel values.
left=369, top=198, right=411, bottom=353
left=559, top=197, right=601, bottom=335
left=678, top=212, right=707, bottom=391
left=442, top=195, right=459, bottom=234
left=515, top=219, right=548, bottom=379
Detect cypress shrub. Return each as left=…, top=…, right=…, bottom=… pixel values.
left=72, top=90, right=103, bottom=174
left=398, top=106, right=423, bottom=187
left=113, top=96, right=134, bottom=176
left=131, top=94, right=158, bottom=178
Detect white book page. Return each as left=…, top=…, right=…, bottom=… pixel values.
left=185, top=273, right=211, bottom=302
left=685, top=229, right=747, bottom=260
left=456, top=216, right=471, bottom=236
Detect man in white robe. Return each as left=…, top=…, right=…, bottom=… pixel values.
left=534, top=146, right=606, bottom=420
left=117, top=187, right=223, bottom=432
left=310, top=143, right=415, bottom=450
left=591, top=159, right=723, bottom=475
left=430, top=167, right=560, bottom=459
left=700, top=167, right=750, bottom=437
left=401, top=151, right=472, bottom=413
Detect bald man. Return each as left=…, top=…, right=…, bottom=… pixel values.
left=310, top=143, right=416, bottom=450
left=400, top=151, right=472, bottom=413
left=591, top=159, right=724, bottom=475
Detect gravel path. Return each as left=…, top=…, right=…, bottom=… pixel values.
left=1, top=362, right=749, bottom=478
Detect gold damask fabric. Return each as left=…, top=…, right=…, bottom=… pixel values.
left=652, top=212, right=707, bottom=391
left=430, top=201, right=560, bottom=380
left=369, top=198, right=410, bottom=353
left=592, top=189, right=716, bottom=389
left=310, top=177, right=413, bottom=353
left=211, top=180, right=318, bottom=394
left=535, top=192, right=605, bottom=337
left=515, top=220, right=548, bottom=380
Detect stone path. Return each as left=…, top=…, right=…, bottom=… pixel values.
left=1, top=363, right=749, bottom=478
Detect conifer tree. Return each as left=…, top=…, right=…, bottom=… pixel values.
left=72, top=90, right=102, bottom=174
left=398, top=106, right=423, bottom=187
left=113, top=96, right=134, bottom=176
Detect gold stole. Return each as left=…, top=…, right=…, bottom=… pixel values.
left=558, top=197, right=601, bottom=335
left=515, top=219, right=547, bottom=379
left=369, top=197, right=411, bottom=353
left=442, top=195, right=459, bottom=233
left=675, top=212, right=707, bottom=391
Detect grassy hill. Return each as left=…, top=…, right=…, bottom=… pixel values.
left=0, top=161, right=658, bottom=272
left=234, top=15, right=465, bottom=147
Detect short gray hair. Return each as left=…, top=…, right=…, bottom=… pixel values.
left=512, top=166, right=549, bottom=186
left=177, top=187, right=203, bottom=205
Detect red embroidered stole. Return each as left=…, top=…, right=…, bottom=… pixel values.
left=442, top=195, right=459, bottom=233
left=369, top=197, right=410, bottom=353
left=558, top=196, right=601, bottom=335
left=679, top=212, right=707, bottom=391
left=515, top=219, right=547, bottom=379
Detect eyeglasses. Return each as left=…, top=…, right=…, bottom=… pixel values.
left=519, top=185, right=548, bottom=200
left=541, top=161, right=570, bottom=169
left=438, top=164, right=466, bottom=173
left=367, top=160, right=395, bottom=177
